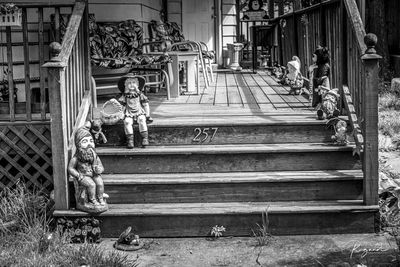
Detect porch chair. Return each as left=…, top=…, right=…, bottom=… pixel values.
left=149, top=20, right=215, bottom=87
left=88, top=15, right=172, bottom=99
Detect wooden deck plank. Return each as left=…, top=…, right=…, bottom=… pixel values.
left=226, top=86, right=243, bottom=105
left=234, top=73, right=258, bottom=106
left=214, top=77, right=228, bottom=105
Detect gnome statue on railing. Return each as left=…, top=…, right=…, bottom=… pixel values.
left=68, top=122, right=108, bottom=214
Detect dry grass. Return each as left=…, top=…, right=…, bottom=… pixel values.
left=0, top=183, right=138, bottom=267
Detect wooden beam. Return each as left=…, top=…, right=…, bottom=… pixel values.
left=342, top=85, right=364, bottom=152
left=47, top=67, right=70, bottom=210
left=6, top=27, right=15, bottom=122
left=361, top=49, right=381, bottom=206
left=343, top=0, right=367, bottom=54
left=22, top=8, right=31, bottom=122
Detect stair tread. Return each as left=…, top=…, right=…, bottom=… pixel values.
left=94, top=111, right=343, bottom=126
left=101, top=170, right=363, bottom=184
left=54, top=200, right=378, bottom=216
left=96, top=143, right=356, bottom=155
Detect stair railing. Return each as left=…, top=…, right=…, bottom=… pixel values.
left=273, top=0, right=380, bottom=206
left=43, top=0, right=92, bottom=210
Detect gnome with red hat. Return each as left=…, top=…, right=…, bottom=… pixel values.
left=68, top=123, right=108, bottom=213
left=117, top=74, right=153, bottom=148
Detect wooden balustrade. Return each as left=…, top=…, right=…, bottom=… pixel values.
left=0, top=3, right=75, bottom=122
left=274, top=0, right=381, bottom=206
left=43, top=0, right=91, bottom=210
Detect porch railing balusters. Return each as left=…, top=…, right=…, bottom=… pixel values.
left=22, top=8, right=31, bottom=122
left=6, top=26, right=15, bottom=122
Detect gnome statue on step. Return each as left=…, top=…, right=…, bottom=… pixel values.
left=317, top=87, right=340, bottom=120
left=68, top=122, right=108, bottom=214
left=117, top=74, right=153, bottom=148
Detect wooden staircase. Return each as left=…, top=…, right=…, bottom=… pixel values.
left=54, top=111, right=378, bottom=237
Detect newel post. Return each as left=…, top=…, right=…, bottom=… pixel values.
left=361, top=33, right=381, bottom=206
left=44, top=42, right=70, bottom=210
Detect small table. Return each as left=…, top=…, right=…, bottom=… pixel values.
left=168, top=51, right=200, bottom=98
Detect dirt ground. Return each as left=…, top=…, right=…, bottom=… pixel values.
left=99, top=233, right=399, bottom=267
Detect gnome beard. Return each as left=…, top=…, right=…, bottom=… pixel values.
left=77, top=146, right=95, bottom=164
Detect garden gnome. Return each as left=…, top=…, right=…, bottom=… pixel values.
left=118, top=74, right=153, bottom=148
left=317, top=88, right=340, bottom=120
left=310, top=46, right=331, bottom=108
left=68, top=122, right=108, bottom=214
left=113, top=226, right=144, bottom=251
left=285, top=56, right=304, bottom=95
left=326, top=118, right=348, bottom=146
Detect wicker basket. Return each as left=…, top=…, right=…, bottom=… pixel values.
left=100, top=98, right=124, bottom=125
left=0, top=7, right=21, bottom=27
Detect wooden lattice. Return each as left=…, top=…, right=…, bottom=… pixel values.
left=0, top=123, right=53, bottom=193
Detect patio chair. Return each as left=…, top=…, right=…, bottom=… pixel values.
left=89, top=15, right=171, bottom=99
left=149, top=20, right=215, bottom=87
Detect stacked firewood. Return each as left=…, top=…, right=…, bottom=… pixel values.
left=56, top=218, right=101, bottom=243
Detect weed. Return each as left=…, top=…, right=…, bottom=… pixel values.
left=210, top=225, right=226, bottom=239
left=379, top=92, right=400, bottom=111
left=252, top=208, right=273, bottom=247
left=0, top=183, right=138, bottom=267
left=379, top=110, right=400, bottom=149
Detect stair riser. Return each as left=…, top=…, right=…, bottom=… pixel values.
left=100, top=151, right=361, bottom=173
left=104, top=180, right=363, bottom=204
left=100, top=124, right=338, bottom=146
left=61, top=211, right=376, bottom=237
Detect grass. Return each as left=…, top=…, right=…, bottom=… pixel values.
left=0, top=183, right=138, bottom=267
left=252, top=208, right=273, bottom=247
left=378, top=90, right=400, bottom=151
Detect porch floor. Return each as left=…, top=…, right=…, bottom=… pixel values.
left=96, top=70, right=314, bottom=120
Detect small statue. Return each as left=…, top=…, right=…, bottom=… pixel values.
left=68, top=123, right=108, bottom=214
left=272, top=62, right=284, bottom=79
left=326, top=118, right=348, bottom=146
left=284, top=56, right=304, bottom=95
left=317, top=87, right=340, bottom=120
left=310, top=46, right=331, bottom=108
left=113, top=226, right=144, bottom=251
left=90, top=119, right=107, bottom=145
left=118, top=74, right=153, bottom=148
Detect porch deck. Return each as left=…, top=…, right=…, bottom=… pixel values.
left=97, top=70, right=313, bottom=121
left=151, top=70, right=313, bottom=116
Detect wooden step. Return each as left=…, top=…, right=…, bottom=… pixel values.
left=96, top=143, right=361, bottom=173
left=53, top=200, right=378, bottom=237
left=101, top=170, right=363, bottom=204
left=99, top=116, right=346, bottom=146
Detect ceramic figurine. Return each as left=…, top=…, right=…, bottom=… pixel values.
left=310, top=46, right=331, bottom=108
left=90, top=119, right=107, bottom=145
left=117, top=74, right=153, bottom=148
left=326, top=118, right=348, bottom=146
left=317, top=88, right=340, bottom=120
left=285, top=56, right=304, bottom=95
left=113, top=226, right=144, bottom=251
left=68, top=123, right=108, bottom=214
left=272, top=62, right=284, bottom=79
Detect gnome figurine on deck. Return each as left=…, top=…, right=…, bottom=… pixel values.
left=117, top=74, right=153, bottom=148
left=68, top=123, right=108, bottom=214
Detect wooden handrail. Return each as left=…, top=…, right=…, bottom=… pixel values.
left=43, top=1, right=86, bottom=68
left=343, top=0, right=367, bottom=55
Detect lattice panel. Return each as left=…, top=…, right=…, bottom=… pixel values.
left=0, top=123, right=53, bottom=193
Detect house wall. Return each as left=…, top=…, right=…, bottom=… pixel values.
left=88, top=0, right=163, bottom=40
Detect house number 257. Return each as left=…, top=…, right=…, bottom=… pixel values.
left=192, top=128, right=218, bottom=143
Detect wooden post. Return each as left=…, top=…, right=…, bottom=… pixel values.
left=361, top=33, right=381, bottom=206
left=44, top=43, right=70, bottom=210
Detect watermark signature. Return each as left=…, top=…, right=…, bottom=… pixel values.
left=347, top=241, right=390, bottom=259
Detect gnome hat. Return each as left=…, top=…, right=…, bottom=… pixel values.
left=326, top=88, right=340, bottom=99
left=74, top=126, right=92, bottom=148
left=117, top=73, right=146, bottom=93
left=287, top=60, right=300, bottom=72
